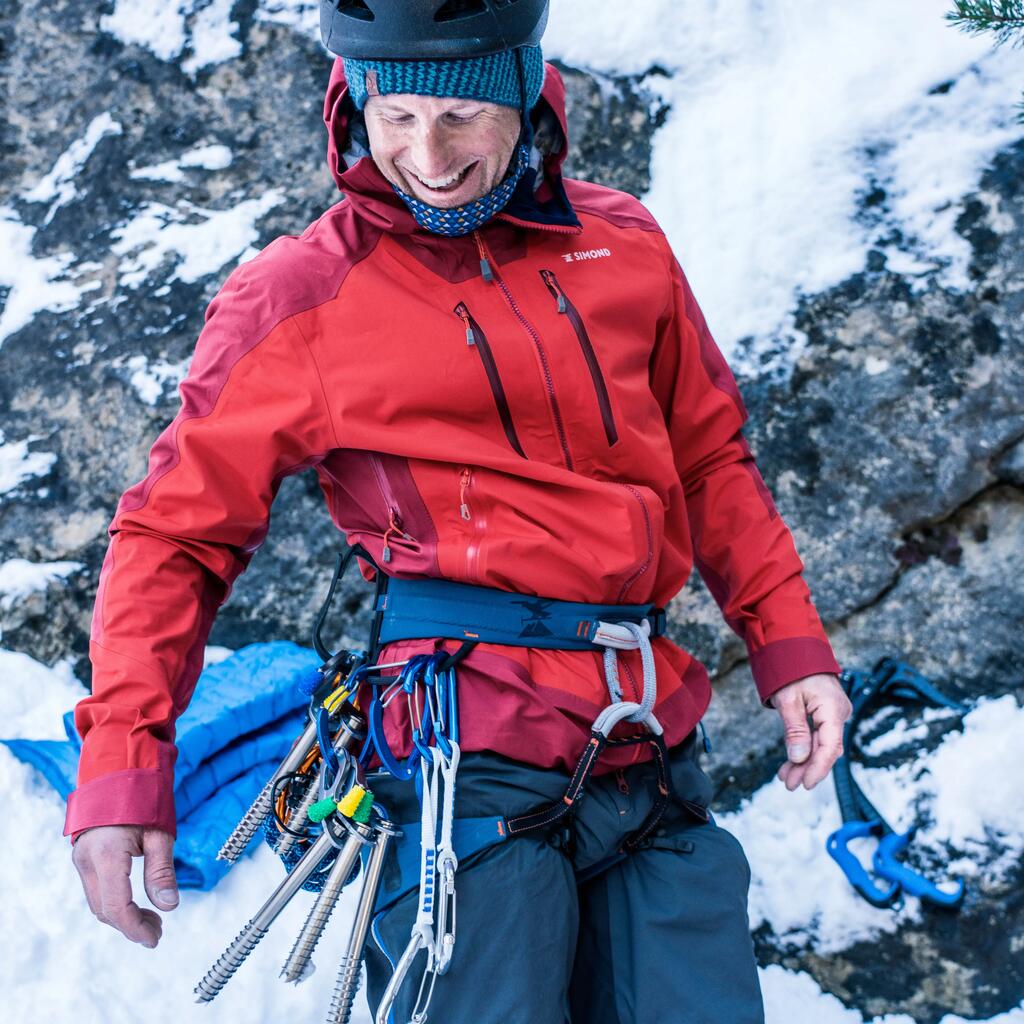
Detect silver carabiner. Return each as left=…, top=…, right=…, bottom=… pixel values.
left=374, top=930, right=428, bottom=1024
left=434, top=858, right=457, bottom=975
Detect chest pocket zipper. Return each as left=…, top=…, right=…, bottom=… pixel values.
left=539, top=269, right=619, bottom=446
left=454, top=301, right=527, bottom=458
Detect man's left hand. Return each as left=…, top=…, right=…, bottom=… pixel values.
left=769, top=673, right=852, bottom=791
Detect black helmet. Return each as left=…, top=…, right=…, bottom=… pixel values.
left=320, top=0, right=549, bottom=61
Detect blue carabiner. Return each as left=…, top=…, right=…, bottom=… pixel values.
left=367, top=696, right=419, bottom=780
left=442, top=661, right=459, bottom=746
left=411, top=693, right=436, bottom=760
left=316, top=706, right=341, bottom=784
left=825, top=820, right=902, bottom=909
left=873, top=829, right=966, bottom=909
left=424, top=652, right=456, bottom=757
left=397, top=653, right=436, bottom=761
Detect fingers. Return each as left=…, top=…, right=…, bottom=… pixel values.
left=142, top=828, right=179, bottom=912
left=71, top=826, right=163, bottom=948
left=772, top=690, right=813, bottom=765
left=96, top=844, right=163, bottom=948
left=798, top=711, right=844, bottom=789
left=772, top=679, right=850, bottom=792
left=72, top=843, right=104, bottom=920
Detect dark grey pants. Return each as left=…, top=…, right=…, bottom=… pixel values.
left=364, top=728, right=765, bottom=1024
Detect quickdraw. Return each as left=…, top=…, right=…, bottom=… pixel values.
left=826, top=656, right=969, bottom=910
left=364, top=650, right=462, bottom=1024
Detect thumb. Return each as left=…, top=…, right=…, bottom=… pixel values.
left=776, top=696, right=812, bottom=763
left=142, top=828, right=179, bottom=911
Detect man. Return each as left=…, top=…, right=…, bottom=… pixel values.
left=69, top=1, right=851, bottom=1020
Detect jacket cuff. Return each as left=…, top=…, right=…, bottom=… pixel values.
left=64, top=768, right=177, bottom=842
left=748, top=636, right=842, bottom=708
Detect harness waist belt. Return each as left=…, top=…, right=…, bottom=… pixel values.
left=375, top=577, right=666, bottom=651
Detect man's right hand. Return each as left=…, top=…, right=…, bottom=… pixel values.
left=71, top=825, right=179, bottom=948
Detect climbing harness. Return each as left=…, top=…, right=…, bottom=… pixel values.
left=826, top=656, right=969, bottom=910
left=199, top=541, right=678, bottom=1023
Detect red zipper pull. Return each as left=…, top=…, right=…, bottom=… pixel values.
left=615, top=768, right=630, bottom=796
left=458, top=467, right=472, bottom=520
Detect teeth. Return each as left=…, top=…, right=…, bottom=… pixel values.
left=413, top=165, right=470, bottom=189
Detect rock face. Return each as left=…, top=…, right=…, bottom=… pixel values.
left=1, top=8, right=1021, bottom=1022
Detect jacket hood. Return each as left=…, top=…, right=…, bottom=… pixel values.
left=322, top=57, right=581, bottom=236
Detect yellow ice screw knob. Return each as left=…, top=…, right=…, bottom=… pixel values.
left=338, top=784, right=367, bottom=818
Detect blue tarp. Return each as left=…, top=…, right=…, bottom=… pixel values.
left=1, top=641, right=317, bottom=890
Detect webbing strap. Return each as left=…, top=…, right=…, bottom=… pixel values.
left=504, top=729, right=679, bottom=855
left=375, top=576, right=666, bottom=651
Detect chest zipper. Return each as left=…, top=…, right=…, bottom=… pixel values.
left=472, top=230, right=574, bottom=471
left=454, top=302, right=526, bottom=458
left=540, top=269, right=618, bottom=446
left=369, top=453, right=413, bottom=564
left=458, top=465, right=484, bottom=582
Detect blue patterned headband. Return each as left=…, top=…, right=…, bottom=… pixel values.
left=344, top=45, right=545, bottom=113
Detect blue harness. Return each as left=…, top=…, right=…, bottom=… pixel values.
left=353, top=558, right=675, bottom=910
left=375, top=574, right=667, bottom=650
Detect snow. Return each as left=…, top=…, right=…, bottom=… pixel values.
left=0, top=559, right=82, bottom=611
left=2, top=650, right=1022, bottom=1023
left=761, top=965, right=1024, bottom=1023
left=182, top=0, right=243, bottom=76
left=0, top=431, right=57, bottom=494
left=716, top=695, right=1024, bottom=953
left=23, top=113, right=123, bottom=224
left=544, top=0, right=1024, bottom=367
left=100, top=0, right=193, bottom=64
left=110, top=191, right=285, bottom=288
left=256, top=0, right=319, bottom=33
left=130, top=144, right=234, bottom=183
left=115, top=354, right=192, bottom=404
left=0, top=210, right=91, bottom=349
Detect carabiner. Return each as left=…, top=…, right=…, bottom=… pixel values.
left=368, top=694, right=418, bottom=781
left=434, top=857, right=457, bottom=975
left=373, top=930, right=429, bottom=1024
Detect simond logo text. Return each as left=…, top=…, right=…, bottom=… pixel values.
left=561, top=247, right=612, bottom=263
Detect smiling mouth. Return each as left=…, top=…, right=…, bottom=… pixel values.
left=408, top=161, right=478, bottom=194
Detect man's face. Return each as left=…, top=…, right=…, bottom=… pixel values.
left=363, top=93, right=522, bottom=208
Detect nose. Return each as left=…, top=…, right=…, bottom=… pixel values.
left=407, top=121, right=459, bottom=178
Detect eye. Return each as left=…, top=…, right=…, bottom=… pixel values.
left=446, top=111, right=480, bottom=124
left=383, top=114, right=413, bottom=126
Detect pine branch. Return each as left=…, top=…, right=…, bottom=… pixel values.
left=945, top=0, right=1024, bottom=47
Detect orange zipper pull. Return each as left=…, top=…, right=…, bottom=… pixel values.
left=456, top=305, right=475, bottom=346
left=472, top=232, right=495, bottom=282
left=459, top=468, right=472, bottom=520
left=543, top=271, right=567, bottom=313
left=381, top=507, right=408, bottom=563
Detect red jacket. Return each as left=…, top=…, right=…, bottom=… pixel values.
left=64, top=60, right=840, bottom=839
